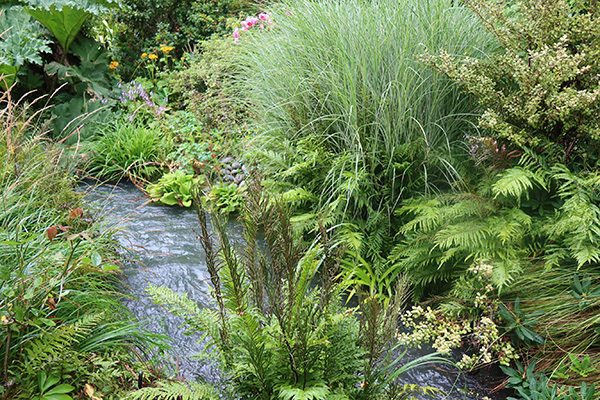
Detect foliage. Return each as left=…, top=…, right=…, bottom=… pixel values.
left=422, top=0, right=600, bottom=169
left=86, top=119, right=171, bottom=183
left=498, top=298, right=544, bottom=347
left=204, top=182, right=244, bottom=214
left=115, top=80, right=168, bottom=123
left=110, top=0, right=252, bottom=79
left=0, top=86, right=167, bottom=399
left=237, top=0, right=498, bottom=261
left=166, top=37, right=249, bottom=156
left=502, top=361, right=596, bottom=400
left=143, top=176, right=447, bottom=400
left=398, top=262, right=519, bottom=371
left=123, top=380, right=219, bottom=400
left=0, top=6, right=51, bottom=88
left=146, top=169, right=206, bottom=207
left=501, top=266, right=600, bottom=386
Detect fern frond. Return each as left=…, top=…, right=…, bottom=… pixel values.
left=490, top=208, right=532, bottom=244
left=492, top=166, right=546, bottom=201
left=23, top=313, right=104, bottom=373
left=145, top=284, right=205, bottom=335
left=434, top=221, right=491, bottom=250
left=280, top=188, right=318, bottom=204
left=276, top=382, right=330, bottom=400
left=123, top=380, right=219, bottom=400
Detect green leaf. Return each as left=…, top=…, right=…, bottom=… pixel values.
left=0, top=64, right=18, bottom=90
left=90, top=251, right=101, bottom=267
left=41, top=394, right=73, bottom=400
left=24, top=4, right=87, bottom=53
left=44, top=383, right=74, bottom=395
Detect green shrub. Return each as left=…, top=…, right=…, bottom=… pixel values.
left=422, top=0, right=600, bottom=170
left=237, top=0, right=497, bottom=259
left=166, top=37, right=250, bottom=156
left=111, top=0, right=252, bottom=79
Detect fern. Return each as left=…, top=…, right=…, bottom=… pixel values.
left=146, top=284, right=205, bottom=334
left=22, top=312, right=105, bottom=374
left=492, top=166, right=546, bottom=202
left=123, top=380, right=219, bottom=400
left=276, top=382, right=330, bottom=400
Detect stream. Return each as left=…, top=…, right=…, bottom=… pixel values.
left=82, top=181, right=508, bottom=400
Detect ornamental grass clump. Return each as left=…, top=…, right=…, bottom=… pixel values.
left=236, top=0, right=498, bottom=258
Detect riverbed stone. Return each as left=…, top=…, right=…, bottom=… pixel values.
left=232, top=161, right=241, bottom=169
left=223, top=174, right=235, bottom=182
left=234, top=174, right=244, bottom=184
left=221, top=156, right=234, bottom=164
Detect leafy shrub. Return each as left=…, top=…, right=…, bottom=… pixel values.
left=2, top=0, right=120, bottom=95
left=167, top=37, right=249, bottom=154
left=236, top=0, right=498, bottom=259
left=111, top=0, right=252, bottom=79
left=86, top=119, right=171, bottom=182
left=422, top=0, right=600, bottom=170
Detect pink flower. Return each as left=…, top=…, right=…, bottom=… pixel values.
left=241, top=21, right=250, bottom=30
left=233, top=27, right=241, bottom=38
left=259, top=13, right=269, bottom=21
left=246, top=16, right=259, bottom=26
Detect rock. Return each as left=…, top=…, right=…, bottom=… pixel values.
left=223, top=174, right=235, bottom=182
left=234, top=174, right=244, bottom=184
left=242, top=165, right=249, bottom=174
left=221, top=156, right=234, bottom=164
left=230, top=169, right=239, bottom=175
left=232, top=161, right=241, bottom=169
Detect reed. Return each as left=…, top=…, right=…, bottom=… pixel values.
left=238, top=0, right=498, bottom=248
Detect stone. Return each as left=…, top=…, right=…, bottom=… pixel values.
left=232, top=161, right=241, bottom=169
left=234, top=174, right=244, bottom=184
left=221, top=156, right=234, bottom=164
left=223, top=174, right=235, bottom=181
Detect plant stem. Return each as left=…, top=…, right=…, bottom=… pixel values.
left=3, top=328, right=11, bottom=384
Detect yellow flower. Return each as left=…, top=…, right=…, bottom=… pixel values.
left=1, top=315, right=8, bottom=324
left=148, top=54, right=158, bottom=60
left=109, top=61, right=118, bottom=69
left=141, top=52, right=148, bottom=58
left=160, top=45, right=174, bottom=54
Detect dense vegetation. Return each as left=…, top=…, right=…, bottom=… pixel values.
left=1, top=0, right=600, bottom=398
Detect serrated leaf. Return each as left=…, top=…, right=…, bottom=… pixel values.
left=24, top=4, right=89, bottom=53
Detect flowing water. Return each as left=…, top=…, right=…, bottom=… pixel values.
left=82, top=181, right=508, bottom=399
